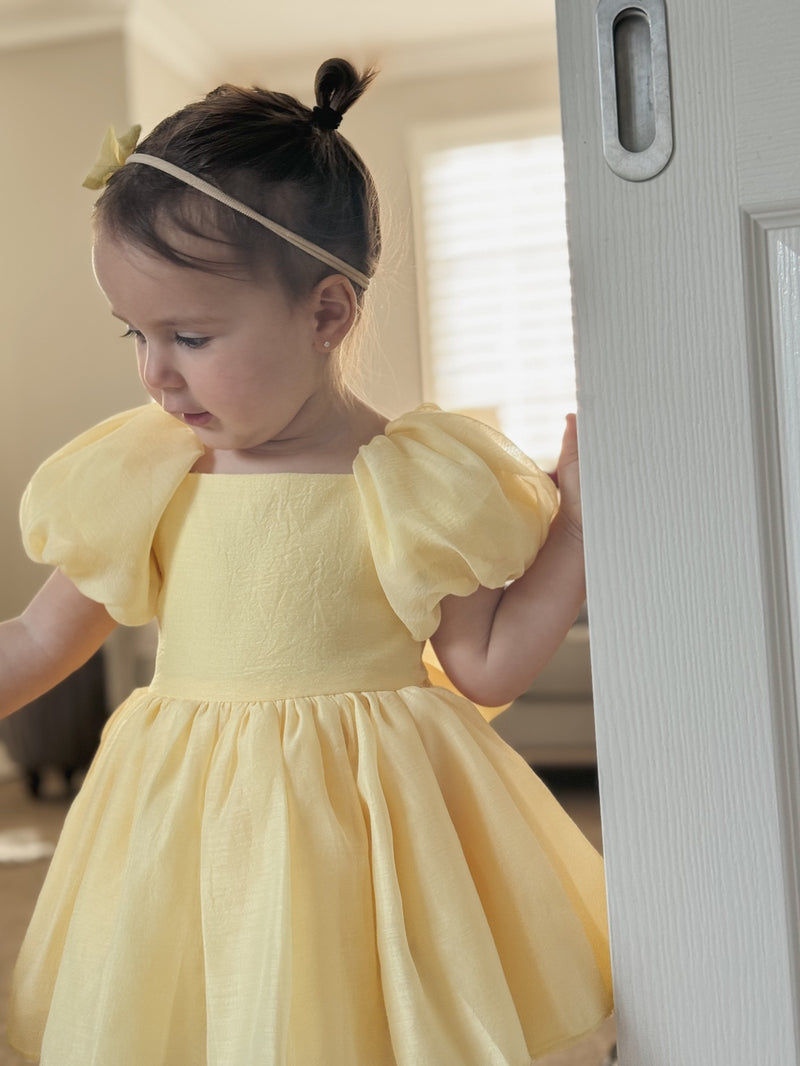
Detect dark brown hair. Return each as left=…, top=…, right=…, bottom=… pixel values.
left=94, top=58, right=380, bottom=302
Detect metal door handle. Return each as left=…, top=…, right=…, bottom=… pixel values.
left=596, top=0, right=673, bottom=181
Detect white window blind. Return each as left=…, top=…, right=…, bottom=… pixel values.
left=414, top=129, right=575, bottom=470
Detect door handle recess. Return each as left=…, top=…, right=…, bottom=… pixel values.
left=596, top=0, right=673, bottom=181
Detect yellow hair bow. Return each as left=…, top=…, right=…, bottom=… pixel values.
left=82, top=124, right=142, bottom=190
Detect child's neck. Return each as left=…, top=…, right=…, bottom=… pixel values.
left=191, top=394, right=388, bottom=475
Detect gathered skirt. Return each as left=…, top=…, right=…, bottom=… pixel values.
left=9, top=684, right=612, bottom=1066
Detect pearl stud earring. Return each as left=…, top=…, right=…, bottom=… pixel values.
left=323, top=340, right=331, bottom=349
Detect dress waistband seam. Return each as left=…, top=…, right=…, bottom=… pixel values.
left=144, top=680, right=434, bottom=703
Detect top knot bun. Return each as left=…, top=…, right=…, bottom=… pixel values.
left=314, top=58, right=377, bottom=123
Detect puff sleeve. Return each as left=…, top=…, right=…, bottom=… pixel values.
left=20, top=404, right=204, bottom=626
left=353, top=405, right=559, bottom=641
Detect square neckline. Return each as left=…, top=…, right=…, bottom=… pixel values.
left=186, top=420, right=392, bottom=478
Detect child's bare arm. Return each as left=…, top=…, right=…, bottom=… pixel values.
left=0, top=570, right=117, bottom=720
left=431, top=415, right=585, bottom=707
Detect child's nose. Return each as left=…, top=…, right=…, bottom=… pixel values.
left=140, top=344, right=183, bottom=390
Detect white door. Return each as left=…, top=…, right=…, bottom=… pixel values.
left=555, top=1, right=800, bottom=1063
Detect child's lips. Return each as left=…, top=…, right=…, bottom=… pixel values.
left=181, top=411, right=212, bottom=427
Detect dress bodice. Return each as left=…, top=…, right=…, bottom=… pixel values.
left=152, top=474, right=427, bottom=701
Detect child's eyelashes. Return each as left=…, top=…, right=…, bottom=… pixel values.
left=176, top=334, right=211, bottom=350
left=121, top=328, right=210, bottom=350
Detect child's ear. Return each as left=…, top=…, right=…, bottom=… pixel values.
left=310, top=275, right=357, bottom=352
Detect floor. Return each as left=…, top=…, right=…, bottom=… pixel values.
left=0, top=763, right=616, bottom=1066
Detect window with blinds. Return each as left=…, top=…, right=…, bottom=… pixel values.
left=411, top=117, right=575, bottom=471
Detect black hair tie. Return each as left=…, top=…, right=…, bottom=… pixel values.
left=311, top=104, right=343, bottom=132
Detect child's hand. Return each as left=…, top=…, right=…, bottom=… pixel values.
left=556, top=413, right=582, bottom=534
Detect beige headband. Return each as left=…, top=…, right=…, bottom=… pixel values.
left=125, top=152, right=371, bottom=290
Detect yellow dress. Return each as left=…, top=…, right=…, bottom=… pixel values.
left=9, top=404, right=612, bottom=1066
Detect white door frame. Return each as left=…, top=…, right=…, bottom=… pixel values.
left=555, top=2, right=800, bottom=1061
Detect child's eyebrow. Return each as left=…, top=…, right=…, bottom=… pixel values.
left=109, top=309, right=224, bottom=328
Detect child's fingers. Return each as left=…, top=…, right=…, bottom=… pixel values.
left=558, top=413, right=579, bottom=469
left=556, top=414, right=582, bottom=528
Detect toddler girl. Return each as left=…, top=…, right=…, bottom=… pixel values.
left=1, top=58, right=612, bottom=1066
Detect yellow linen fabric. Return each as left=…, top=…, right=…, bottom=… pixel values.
left=20, top=404, right=202, bottom=625
left=353, top=404, right=559, bottom=641
left=10, top=404, right=612, bottom=1066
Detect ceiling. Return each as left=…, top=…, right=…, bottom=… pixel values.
left=0, top=0, right=558, bottom=82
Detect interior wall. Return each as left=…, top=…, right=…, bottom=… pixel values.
left=126, top=37, right=206, bottom=136
left=0, top=31, right=139, bottom=619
